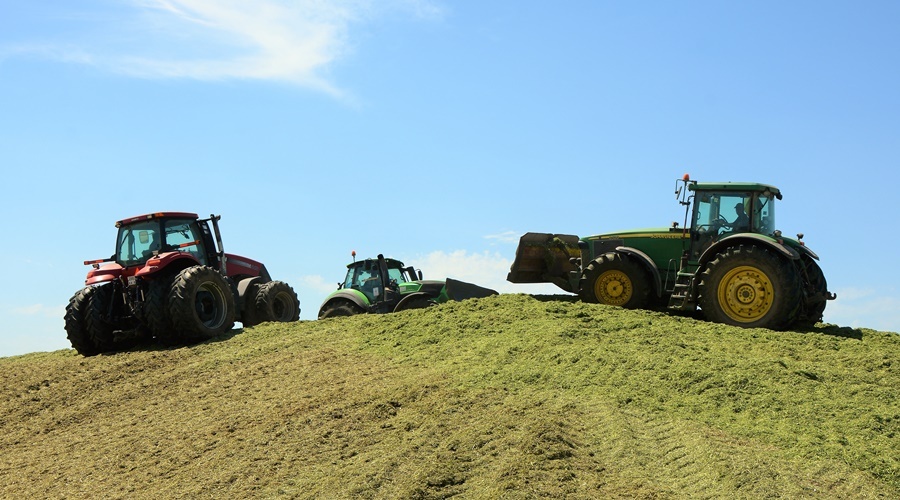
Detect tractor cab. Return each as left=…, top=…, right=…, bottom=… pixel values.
left=113, top=212, right=222, bottom=270
left=342, top=257, right=421, bottom=305
left=683, top=181, right=782, bottom=260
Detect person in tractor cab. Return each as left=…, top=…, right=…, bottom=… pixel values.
left=358, top=268, right=382, bottom=300
left=729, top=202, right=750, bottom=232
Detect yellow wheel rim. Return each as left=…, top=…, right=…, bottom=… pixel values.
left=717, top=265, right=774, bottom=323
left=594, top=270, right=633, bottom=306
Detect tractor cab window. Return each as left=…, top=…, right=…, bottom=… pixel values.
left=387, top=267, right=407, bottom=284
left=693, top=192, right=753, bottom=235
left=116, top=221, right=161, bottom=266
left=753, top=193, right=776, bottom=235
left=355, top=266, right=382, bottom=300
left=342, top=268, right=357, bottom=290
left=164, top=219, right=207, bottom=265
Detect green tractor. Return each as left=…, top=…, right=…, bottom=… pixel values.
left=318, top=253, right=497, bottom=319
left=507, top=175, right=835, bottom=330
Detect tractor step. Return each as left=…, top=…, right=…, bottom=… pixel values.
left=667, top=275, right=696, bottom=311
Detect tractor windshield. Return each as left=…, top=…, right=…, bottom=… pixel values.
left=116, top=221, right=161, bottom=267
left=692, top=191, right=776, bottom=236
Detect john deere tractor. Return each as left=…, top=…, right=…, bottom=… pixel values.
left=318, top=253, right=497, bottom=318
left=507, top=175, right=835, bottom=330
left=64, top=212, right=300, bottom=355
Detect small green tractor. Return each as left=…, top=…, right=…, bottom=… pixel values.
left=318, top=253, right=497, bottom=318
left=507, top=175, right=835, bottom=330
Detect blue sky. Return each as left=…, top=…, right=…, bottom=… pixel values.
left=1, top=1, right=898, bottom=357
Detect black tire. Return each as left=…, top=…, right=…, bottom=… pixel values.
left=698, top=245, right=802, bottom=330
left=239, top=282, right=262, bottom=328
left=579, top=252, right=651, bottom=309
left=64, top=287, right=100, bottom=356
left=795, top=257, right=828, bottom=328
left=167, top=266, right=235, bottom=343
left=394, top=295, right=436, bottom=312
left=254, top=280, right=301, bottom=323
left=142, top=273, right=174, bottom=341
left=318, top=300, right=363, bottom=319
left=84, top=283, right=118, bottom=353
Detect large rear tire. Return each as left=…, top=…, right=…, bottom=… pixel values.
left=254, top=281, right=301, bottom=323
left=579, top=252, right=651, bottom=309
left=795, top=257, right=828, bottom=327
left=64, top=287, right=100, bottom=356
left=699, top=245, right=801, bottom=330
left=167, top=266, right=235, bottom=343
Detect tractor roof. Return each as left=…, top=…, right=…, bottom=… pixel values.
left=346, top=257, right=406, bottom=269
left=115, top=212, right=200, bottom=227
left=689, top=182, right=782, bottom=198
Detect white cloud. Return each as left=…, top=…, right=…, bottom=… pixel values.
left=300, top=274, right=341, bottom=295
left=824, top=287, right=900, bottom=333
left=6, top=0, right=444, bottom=96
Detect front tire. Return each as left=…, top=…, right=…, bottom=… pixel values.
left=167, top=266, right=235, bottom=343
left=394, top=295, right=436, bottom=312
left=64, top=287, right=100, bottom=356
left=318, top=300, right=364, bottom=319
left=84, top=282, right=118, bottom=353
left=699, top=245, right=801, bottom=330
left=254, top=281, right=301, bottom=323
left=579, top=252, right=651, bottom=309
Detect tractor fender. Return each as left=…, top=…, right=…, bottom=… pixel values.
left=318, top=289, right=371, bottom=316
left=236, top=276, right=265, bottom=311
left=699, top=234, right=800, bottom=269
left=394, top=292, right=434, bottom=312
left=85, top=263, right=123, bottom=286
left=134, top=252, right=202, bottom=278
left=614, top=246, right=664, bottom=297
left=795, top=244, right=820, bottom=261
left=226, top=254, right=271, bottom=281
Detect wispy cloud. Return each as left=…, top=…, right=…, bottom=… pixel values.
left=484, top=231, right=522, bottom=245
left=4, top=0, right=444, bottom=97
left=10, top=303, right=65, bottom=319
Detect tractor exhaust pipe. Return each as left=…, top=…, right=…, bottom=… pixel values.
left=209, top=214, right=227, bottom=275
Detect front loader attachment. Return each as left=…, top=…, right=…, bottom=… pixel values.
left=506, top=232, right=582, bottom=293
left=445, top=278, right=499, bottom=301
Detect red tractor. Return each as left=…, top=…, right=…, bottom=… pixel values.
left=64, top=212, right=300, bottom=356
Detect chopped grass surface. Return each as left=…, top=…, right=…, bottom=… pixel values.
left=1, top=294, right=897, bottom=498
